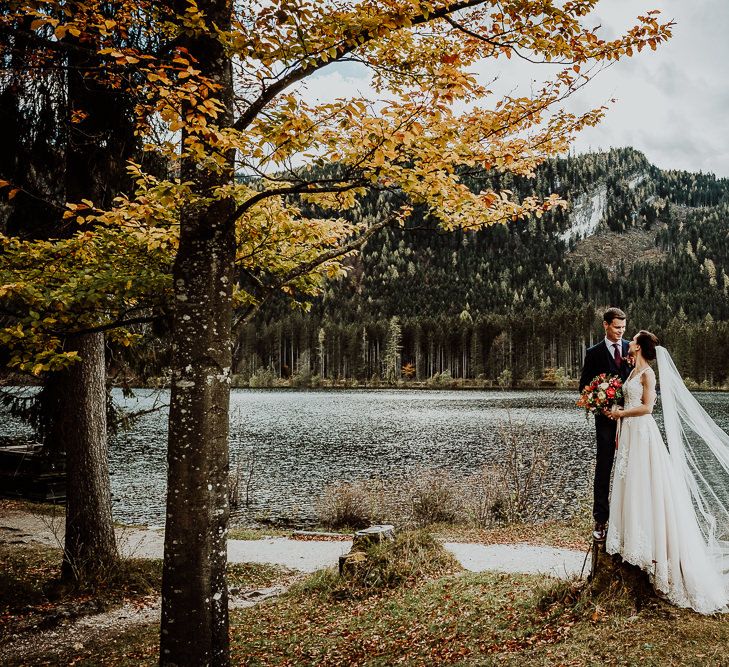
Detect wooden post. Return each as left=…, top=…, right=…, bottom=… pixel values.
left=589, top=536, right=607, bottom=580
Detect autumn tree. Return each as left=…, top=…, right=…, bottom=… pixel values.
left=0, top=0, right=158, bottom=581
left=0, top=0, right=383, bottom=592
left=144, top=2, right=670, bottom=664
left=1, top=0, right=671, bottom=664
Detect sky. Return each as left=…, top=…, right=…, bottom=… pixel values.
left=302, top=0, right=729, bottom=178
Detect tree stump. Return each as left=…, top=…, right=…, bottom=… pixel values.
left=587, top=540, right=658, bottom=612
left=352, top=524, right=395, bottom=550
left=338, top=550, right=367, bottom=576
left=339, top=525, right=395, bottom=576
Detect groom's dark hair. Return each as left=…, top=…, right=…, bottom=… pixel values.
left=603, top=307, right=627, bottom=324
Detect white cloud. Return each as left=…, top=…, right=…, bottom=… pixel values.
left=298, top=64, right=374, bottom=104
left=297, top=1, right=729, bottom=176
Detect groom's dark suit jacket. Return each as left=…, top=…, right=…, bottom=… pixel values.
left=579, top=339, right=630, bottom=392
left=579, top=338, right=631, bottom=523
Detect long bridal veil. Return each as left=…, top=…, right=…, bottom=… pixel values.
left=657, top=346, right=729, bottom=572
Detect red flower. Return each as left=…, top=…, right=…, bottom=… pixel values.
left=577, top=373, right=624, bottom=416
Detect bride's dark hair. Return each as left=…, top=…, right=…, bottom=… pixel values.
left=636, top=330, right=660, bottom=361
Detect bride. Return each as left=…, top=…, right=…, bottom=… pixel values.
left=604, top=330, right=729, bottom=614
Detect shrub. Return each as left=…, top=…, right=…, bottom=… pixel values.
left=459, top=467, right=508, bottom=528
left=289, top=372, right=312, bottom=388
left=407, top=469, right=460, bottom=526
left=349, top=530, right=461, bottom=592
left=317, top=480, right=385, bottom=530
left=248, top=367, right=275, bottom=388
left=316, top=419, right=565, bottom=530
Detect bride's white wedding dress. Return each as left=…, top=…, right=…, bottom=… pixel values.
left=606, top=365, right=729, bottom=614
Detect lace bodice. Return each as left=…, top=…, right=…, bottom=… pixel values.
left=623, top=366, right=652, bottom=410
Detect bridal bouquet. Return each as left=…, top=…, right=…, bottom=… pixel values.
left=577, top=374, right=624, bottom=415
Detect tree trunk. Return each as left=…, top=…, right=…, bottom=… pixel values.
left=51, top=22, right=137, bottom=582
left=160, top=0, right=235, bottom=663
left=50, top=333, right=118, bottom=581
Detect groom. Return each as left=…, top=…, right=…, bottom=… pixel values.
left=579, top=307, right=631, bottom=541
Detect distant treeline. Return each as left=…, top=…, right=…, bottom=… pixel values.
left=232, top=308, right=729, bottom=389
left=124, top=148, right=729, bottom=388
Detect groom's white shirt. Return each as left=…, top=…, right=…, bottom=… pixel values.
left=603, top=337, right=623, bottom=355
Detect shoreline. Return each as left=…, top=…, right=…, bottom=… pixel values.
left=3, top=380, right=729, bottom=392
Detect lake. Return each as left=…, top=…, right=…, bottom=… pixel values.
left=3, top=388, right=729, bottom=527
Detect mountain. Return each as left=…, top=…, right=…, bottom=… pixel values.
left=235, top=148, right=729, bottom=386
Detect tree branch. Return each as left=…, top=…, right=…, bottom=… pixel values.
left=60, top=315, right=161, bottom=336
left=233, top=212, right=399, bottom=328
left=232, top=0, right=490, bottom=133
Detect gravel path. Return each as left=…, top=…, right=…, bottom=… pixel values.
left=1, top=509, right=591, bottom=664
left=0, top=509, right=590, bottom=577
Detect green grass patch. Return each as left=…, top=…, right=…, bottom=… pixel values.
left=0, top=542, right=294, bottom=652
left=429, top=512, right=593, bottom=552
left=230, top=556, right=729, bottom=666
left=298, top=530, right=461, bottom=602
left=230, top=571, right=570, bottom=665
left=228, top=561, right=299, bottom=591
left=227, top=526, right=292, bottom=540
left=0, top=543, right=162, bottom=642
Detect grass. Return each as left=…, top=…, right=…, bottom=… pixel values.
left=429, top=515, right=592, bottom=552
left=0, top=542, right=297, bottom=667
left=299, top=530, right=461, bottom=601
left=229, top=566, right=729, bottom=666
left=4, top=507, right=726, bottom=666
left=0, top=543, right=162, bottom=641
left=5, top=532, right=728, bottom=666
left=227, top=526, right=293, bottom=540
left=0, top=497, right=65, bottom=516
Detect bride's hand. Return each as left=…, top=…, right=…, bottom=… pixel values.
left=607, top=405, right=621, bottom=420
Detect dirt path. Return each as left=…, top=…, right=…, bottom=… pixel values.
left=0, top=584, right=289, bottom=666
left=0, top=509, right=353, bottom=572
left=1, top=508, right=591, bottom=664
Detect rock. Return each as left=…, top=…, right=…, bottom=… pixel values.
left=352, top=524, right=395, bottom=551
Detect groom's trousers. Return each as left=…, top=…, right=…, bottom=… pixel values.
left=593, top=413, right=618, bottom=523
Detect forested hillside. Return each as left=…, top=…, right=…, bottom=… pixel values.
left=234, top=149, right=729, bottom=386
